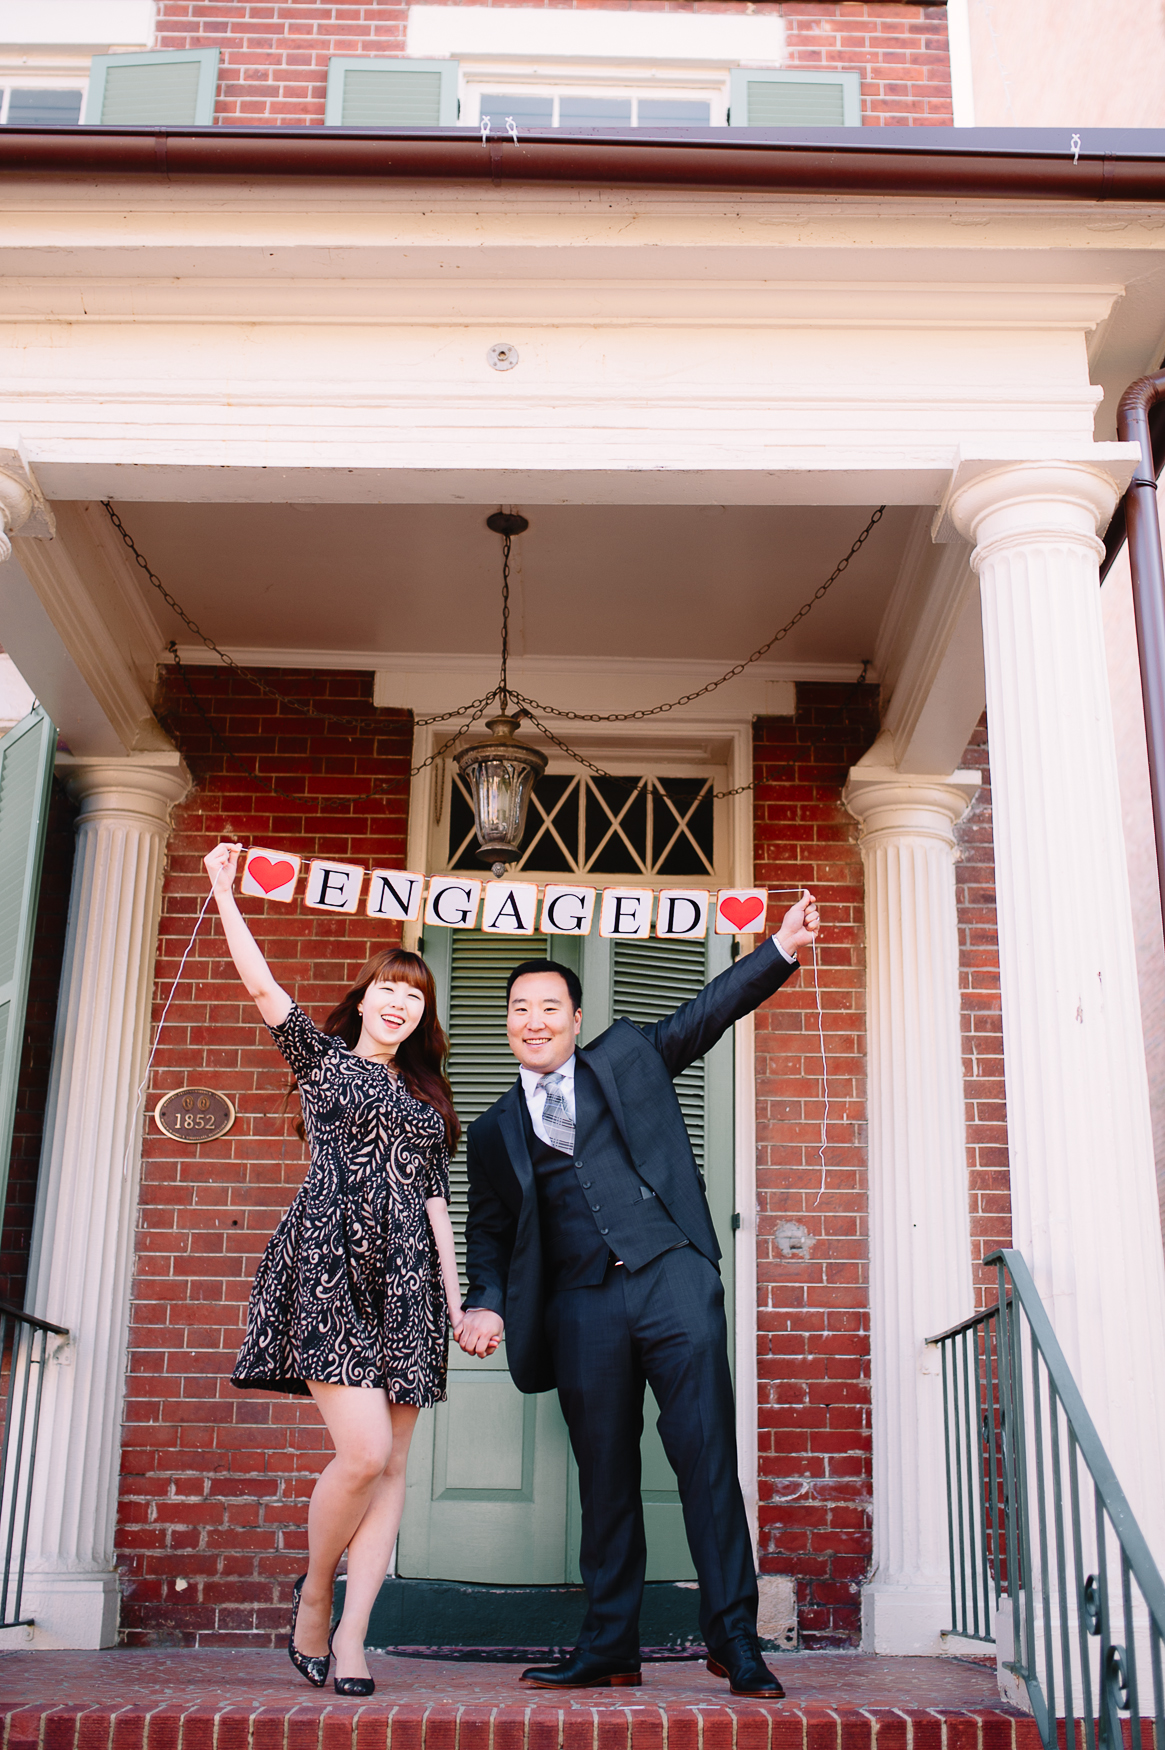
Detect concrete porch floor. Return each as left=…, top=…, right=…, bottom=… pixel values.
left=0, top=1650, right=1035, bottom=1750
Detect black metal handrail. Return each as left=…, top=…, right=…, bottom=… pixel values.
left=927, top=1249, right=1165, bottom=1750
left=0, top=1299, right=68, bottom=1630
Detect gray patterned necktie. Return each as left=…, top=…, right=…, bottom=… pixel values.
left=537, top=1070, right=575, bottom=1154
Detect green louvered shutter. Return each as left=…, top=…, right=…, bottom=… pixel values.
left=728, top=68, right=861, bottom=128
left=324, top=58, right=460, bottom=127
left=610, top=938, right=706, bottom=1166
left=85, top=50, right=220, bottom=125
left=443, top=932, right=549, bottom=1272
left=0, top=709, right=56, bottom=1220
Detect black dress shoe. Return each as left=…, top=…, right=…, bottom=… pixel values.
left=706, top=1633, right=786, bottom=1698
left=521, top=1652, right=642, bottom=1688
left=287, top=1575, right=331, bottom=1689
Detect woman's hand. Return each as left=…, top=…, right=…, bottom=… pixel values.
left=448, top=1304, right=466, bottom=1342
left=204, top=841, right=243, bottom=893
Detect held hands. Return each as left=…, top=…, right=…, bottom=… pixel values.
left=204, top=841, right=243, bottom=893
left=457, top=1307, right=504, bottom=1358
left=776, top=889, right=820, bottom=959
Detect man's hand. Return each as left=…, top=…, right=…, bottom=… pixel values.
left=457, top=1307, right=504, bottom=1358
left=776, top=889, right=820, bottom=959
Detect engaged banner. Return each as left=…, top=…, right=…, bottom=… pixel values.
left=238, top=847, right=772, bottom=939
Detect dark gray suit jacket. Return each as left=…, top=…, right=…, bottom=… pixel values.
left=464, top=935, right=797, bottom=1393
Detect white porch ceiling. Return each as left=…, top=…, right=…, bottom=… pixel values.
left=112, top=499, right=914, bottom=674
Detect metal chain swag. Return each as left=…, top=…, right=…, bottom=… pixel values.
left=105, top=500, right=885, bottom=806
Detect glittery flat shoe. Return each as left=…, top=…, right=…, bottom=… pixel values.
left=330, top=1624, right=375, bottom=1697
left=288, top=1574, right=331, bottom=1688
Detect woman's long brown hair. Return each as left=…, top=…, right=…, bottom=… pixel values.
left=322, top=948, right=460, bottom=1151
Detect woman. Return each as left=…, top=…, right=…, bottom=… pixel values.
left=203, top=842, right=463, bottom=1698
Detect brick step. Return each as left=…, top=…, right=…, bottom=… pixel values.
left=0, top=1651, right=1039, bottom=1750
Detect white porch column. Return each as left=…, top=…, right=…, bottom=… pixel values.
left=843, top=763, right=979, bottom=1655
left=949, top=462, right=1165, bottom=1559
left=19, top=753, right=190, bottom=1648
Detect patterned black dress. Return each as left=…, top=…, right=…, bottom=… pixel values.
left=231, top=1003, right=452, bottom=1403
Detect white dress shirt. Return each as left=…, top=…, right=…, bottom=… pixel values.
left=516, top=936, right=795, bottom=1147
left=520, top=1054, right=578, bottom=1148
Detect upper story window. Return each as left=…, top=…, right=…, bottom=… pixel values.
left=477, top=89, right=713, bottom=131
left=0, top=87, right=83, bottom=125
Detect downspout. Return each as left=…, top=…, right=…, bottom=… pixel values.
left=1117, top=373, right=1165, bottom=927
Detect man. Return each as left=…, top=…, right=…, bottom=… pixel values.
left=457, top=891, right=819, bottom=1695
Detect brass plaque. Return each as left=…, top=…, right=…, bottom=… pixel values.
left=153, top=1087, right=236, bottom=1144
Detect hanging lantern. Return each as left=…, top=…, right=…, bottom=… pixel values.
left=455, top=712, right=547, bottom=877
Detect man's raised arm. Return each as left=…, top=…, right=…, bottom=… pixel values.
left=642, top=890, right=820, bottom=1079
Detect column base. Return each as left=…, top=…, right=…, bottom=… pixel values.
left=860, top=1581, right=952, bottom=1655
left=0, top=1572, right=120, bottom=1648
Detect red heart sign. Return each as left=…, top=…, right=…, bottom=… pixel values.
left=719, top=894, right=764, bottom=931
left=247, top=856, right=296, bottom=894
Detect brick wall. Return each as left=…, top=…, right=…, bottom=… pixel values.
left=955, top=715, right=1012, bottom=1307
left=752, top=683, right=879, bottom=1651
left=784, top=5, right=952, bottom=126
left=1, top=781, right=77, bottom=1306
left=153, top=1, right=951, bottom=130
left=119, top=663, right=412, bottom=1646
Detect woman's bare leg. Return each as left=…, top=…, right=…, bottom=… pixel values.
left=294, top=1382, right=395, bottom=1659
left=331, top=1403, right=420, bottom=1680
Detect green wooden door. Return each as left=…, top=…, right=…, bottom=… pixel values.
left=398, top=925, right=734, bottom=1585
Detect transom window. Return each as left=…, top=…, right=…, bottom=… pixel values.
left=448, top=770, right=717, bottom=878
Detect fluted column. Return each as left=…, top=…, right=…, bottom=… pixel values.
left=20, top=754, right=190, bottom=1648
left=949, top=462, right=1165, bottom=1561
left=843, top=765, right=979, bottom=1654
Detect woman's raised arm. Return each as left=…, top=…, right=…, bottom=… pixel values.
left=204, top=842, right=293, bottom=1029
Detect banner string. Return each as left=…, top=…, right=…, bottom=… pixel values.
left=122, top=880, right=219, bottom=1180
left=768, top=889, right=830, bottom=1205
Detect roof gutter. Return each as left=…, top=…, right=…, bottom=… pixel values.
left=3, top=122, right=1165, bottom=198
left=1117, top=376, right=1165, bottom=930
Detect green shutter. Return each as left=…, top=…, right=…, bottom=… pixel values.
left=85, top=50, right=220, bottom=125
left=324, top=58, right=460, bottom=127
left=0, top=709, right=56, bottom=1222
left=610, top=938, right=706, bottom=1167
left=728, top=68, right=861, bottom=128
left=443, top=933, right=549, bottom=1273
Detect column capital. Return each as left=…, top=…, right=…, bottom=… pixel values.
left=56, top=753, right=192, bottom=825
left=0, top=432, right=55, bottom=560
left=943, top=460, right=1122, bottom=571
left=843, top=764, right=979, bottom=844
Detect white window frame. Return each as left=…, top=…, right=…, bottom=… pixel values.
left=0, top=62, right=88, bottom=125
left=84, top=48, right=220, bottom=125
left=728, top=66, right=862, bottom=128
left=461, top=60, right=731, bottom=130
left=325, top=56, right=461, bottom=127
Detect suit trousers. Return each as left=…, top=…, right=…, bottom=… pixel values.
left=546, top=1244, right=758, bottom=1664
